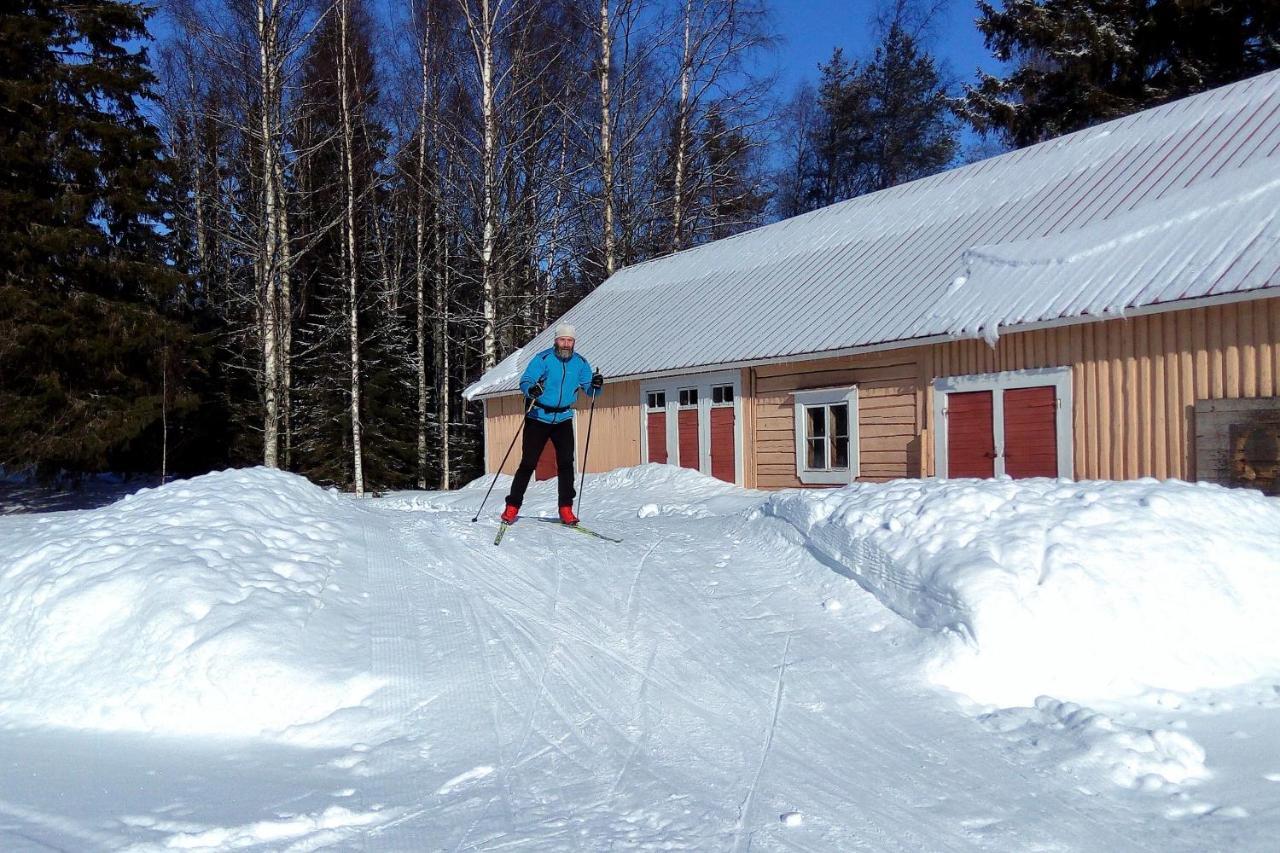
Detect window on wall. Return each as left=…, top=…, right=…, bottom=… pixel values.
left=712, top=384, right=733, bottom=404
left=804, top=404, right=849, bottom=470
left=793, top=387, right=859, bottom=485
left=646, top=391, right=666, bottom=410
left=679, top=388, right=698, bottom=407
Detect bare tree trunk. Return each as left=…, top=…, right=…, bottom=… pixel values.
left=543, top=122, right=569, bottom=326
left=161, top=342, right=169, bottom=483
left=598, top=0, right=616, bottom=276
left=478, top=0, right=499, bottom=370
left=671, top=0, right=692, bottom=251
left=273, top=156, right=294, bottom=470
left=437, top=163, right=452, bottom=489
left=414, top=20, right=431, bottom=490
left=186, top=73, right=211, bottom=299
left=257, top=0, right=282, bottom=468
left=437, top=162, right=452, bottom=489
left=338, top=0, right=365, bottom=495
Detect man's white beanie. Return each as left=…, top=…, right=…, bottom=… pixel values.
left=555, top=323, right=576, bottom=340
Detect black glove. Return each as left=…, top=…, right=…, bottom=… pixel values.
left=590, top=371, right=604, bottom=390
left=528, top=379, right=545, bottom=399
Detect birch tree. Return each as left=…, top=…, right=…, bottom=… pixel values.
left=668, top=0, right=774, bottom=251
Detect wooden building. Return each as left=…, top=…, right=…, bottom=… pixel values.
left=467, top=72, right=1280, bottom=494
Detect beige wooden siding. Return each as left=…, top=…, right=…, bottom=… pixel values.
left=485, top=380, right=641, bottom=474
left=742, top=367, right=758, bottom=489
left=484, top=393, right=526, bottom=474
left=752, top=351, right=922, bottom=488
left=485, top=296, right=1279, bottom=486
left=929, top=296, right=1280, bottom=480
left=575, top=380, right=641, bottom=472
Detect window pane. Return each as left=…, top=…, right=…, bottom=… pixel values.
left=806, top=406, right=826, bottom=438
left=724, top=387, right=733, bottom=403
left=830, top=404, right=848, bottom=439
left=712, top=387, right=723, bottom=403
left=832, top=435, right=849, bottom=469
left=807, top=438, right=826, bottom=470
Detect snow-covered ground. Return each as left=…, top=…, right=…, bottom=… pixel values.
left=1, top=466, right=1278, bottom=850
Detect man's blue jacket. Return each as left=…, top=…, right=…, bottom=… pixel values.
left=520, top=348, right=601, bottom=424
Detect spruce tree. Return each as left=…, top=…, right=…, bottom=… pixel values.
left=0, top=0, right=200, bottom=476
left=700, top=105, right=769, bottom=241
left=964, top=0, right=1280, bottom=147
left=810, top=47, right=873, bottom=208
left=786, top=30, right=957, bottom=213
left=863, top=23, right=957, bottom=192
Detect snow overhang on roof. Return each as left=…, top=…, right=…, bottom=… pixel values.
left=466, top=70, right=1280, bottom=401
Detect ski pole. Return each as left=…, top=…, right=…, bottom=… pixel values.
left=575, top=389, right=598, bottom=518
left=472, top=396, right=536, bottom=522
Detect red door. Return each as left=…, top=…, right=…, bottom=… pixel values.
left=1003, top=386, right=1058, bottom=478
left=534, top=437, right=557, bottom=480
left=678, top=409, right=700, bottom=470
left=647, top=411, right=668, bottom=463
left=947, top=391, right=995, bottom=477
left=710, top=407, right=735, bottom=483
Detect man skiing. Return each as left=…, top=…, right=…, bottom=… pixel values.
left=501, top=324, right=604, bottom=525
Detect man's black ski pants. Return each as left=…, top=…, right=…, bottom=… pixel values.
left=506, top=416, right=575, bottom=508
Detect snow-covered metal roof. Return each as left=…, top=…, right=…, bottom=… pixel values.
left=467, top=70, right=1280, bottom=399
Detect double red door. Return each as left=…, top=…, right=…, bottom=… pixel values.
left=645, top=383, right=737, bottom=484
left=946, top=386, right=1058, bottom=478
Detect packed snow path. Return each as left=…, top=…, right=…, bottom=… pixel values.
left=2, top=468, right=1278, bottom=850
left=348, top=488, right=1249, bottom=851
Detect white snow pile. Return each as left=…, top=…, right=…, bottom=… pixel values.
left=765, top=477, right=1280, bottom=706
left=980, top=697, right=1209, bottom=793
left=0, top=468, right=383, bottom=744
left=378, top=462, right=742, bottom=518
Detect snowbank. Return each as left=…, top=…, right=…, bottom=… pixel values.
left=981, top=696, right=1209, bottom=791
left=379, top=463, right=743, bottom=518
left=765, top=478, right=1280, bottom=706
left=0, top=468, right=382, bottom=743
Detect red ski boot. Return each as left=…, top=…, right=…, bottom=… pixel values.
left=558, top=505, right=579, bottom=525
left=500, top=503, right=519, bottom=524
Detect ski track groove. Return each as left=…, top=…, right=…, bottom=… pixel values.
left=355, top=500, right=1187, bottom=851
left=624, top=535, right=668, bottom=638
left=733, top=631, right=791, bottom=853
left=414, top=526, right=724, bottom=724
left=448, top=566, right=520, bottom=852
left=605, top=645, right=657, bottom=803
left=362, top=507, right=519, bottom=851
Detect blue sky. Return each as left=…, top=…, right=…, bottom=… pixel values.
left=769, top=0, right=997, bottom=94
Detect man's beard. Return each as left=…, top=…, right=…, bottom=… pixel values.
left=555, top=343, right=574, bottom=359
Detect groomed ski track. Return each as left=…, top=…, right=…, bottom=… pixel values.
left=354, top=496, right=1204, bottom=852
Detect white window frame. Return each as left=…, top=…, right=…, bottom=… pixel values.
left=639, top=370, right=743, bottom=485
left=932, top=366, right=1073, bottom=479
left=792, top=386, right=860, bottom=485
